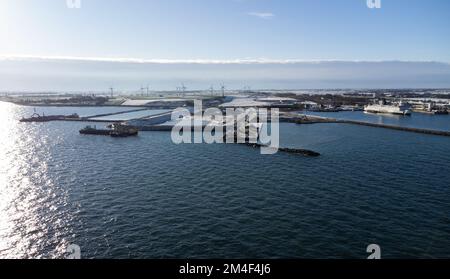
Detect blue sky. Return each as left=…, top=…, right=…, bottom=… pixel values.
left=1, top=0, right=449, bottom=61
left=0, top=0, right=450, bottom=90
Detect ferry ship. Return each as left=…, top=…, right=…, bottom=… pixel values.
left=364, top=100, right=412, bottom=116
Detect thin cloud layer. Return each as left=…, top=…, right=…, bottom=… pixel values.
left=247, top=12, right=275, bottom=19
left=2, top=55, right=446, bottom=65
left=0, top=57, right=449, bottom=91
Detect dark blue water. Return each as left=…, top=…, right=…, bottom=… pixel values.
left=1, top=102, right=450, bottom=259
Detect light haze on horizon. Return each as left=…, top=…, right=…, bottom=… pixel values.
left=0, top=0, right=450, bottom=90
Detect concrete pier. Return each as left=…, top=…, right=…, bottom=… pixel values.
left=19, top=108, right=169, bottom=123
left=83, top=108, right=149, bottom=120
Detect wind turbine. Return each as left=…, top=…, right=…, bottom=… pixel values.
left=221, top=83, right=226, bottom=98
left=241, top=85, right=252, bottom=93
left=109, top=86, right=114, bottom=98
left=181, top=83, right=187, bottom=97
left=146, top=84, right=150, bottom=96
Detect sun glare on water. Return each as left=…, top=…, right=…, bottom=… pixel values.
left=0, top=102, right=72, bottom=258
left=0, top=102, right=21, bottom=257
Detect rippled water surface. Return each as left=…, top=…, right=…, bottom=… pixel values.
left=1, top=102, right=449, bottom=258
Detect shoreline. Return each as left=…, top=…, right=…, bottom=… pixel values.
left=9, top=101, right=450, bottom=137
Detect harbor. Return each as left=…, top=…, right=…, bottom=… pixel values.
left=2, top=0, right=450, bottom=263
left=18, top=108, right=450, bottom=139
left=15, top=90, right=450, bottom=141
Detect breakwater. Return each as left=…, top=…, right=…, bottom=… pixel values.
left=244, top=143, right=320, bottom=157
left=286, top=114, right=450, bottom=137
left=336, top=119, right=450, bottom=137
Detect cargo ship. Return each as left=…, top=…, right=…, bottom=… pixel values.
left=364, top=100, right=411, bottom=116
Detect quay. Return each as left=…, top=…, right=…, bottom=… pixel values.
left=281, top=114, right=339, bottom=125
left=20, top=112, right=80, bottom=122
left=19, top=108, right=160, bottom=123
left=81, top=108, right=149, bottom=120
left=82, top=110, right=173, bottom=123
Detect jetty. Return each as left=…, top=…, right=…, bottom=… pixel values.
left=82, top=108, right=149, bottom=120
left=336, top=119, right=450, bottom=137
left=20, top=112, right=80, bottom=122
left=19, top=108, right=159, bottom=123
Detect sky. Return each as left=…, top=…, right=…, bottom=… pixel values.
left=0, top=0, right=450, bottom=91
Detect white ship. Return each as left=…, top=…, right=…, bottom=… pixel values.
left=364, top=100, right=411, bottom=116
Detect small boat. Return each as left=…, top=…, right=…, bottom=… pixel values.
left=432, top=109, right=449, bottom=115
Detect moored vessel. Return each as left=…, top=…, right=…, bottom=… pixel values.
left=432, top=109, right=449, bottom=115
left=364, top=100, right=411, bottom=115
left=79, top=124, right=139, bottom=137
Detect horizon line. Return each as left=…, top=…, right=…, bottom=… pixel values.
left=2, top=88, right=450, bottom=93
left=1, top=55, right=449, bottom=65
